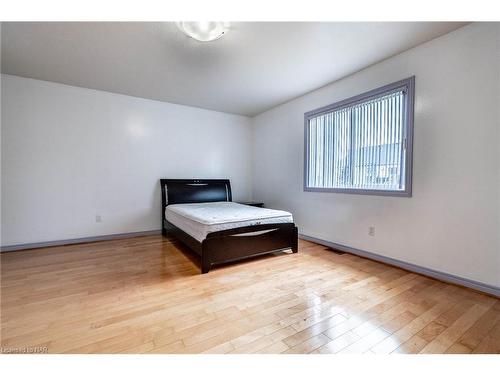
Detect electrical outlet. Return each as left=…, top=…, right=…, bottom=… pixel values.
left=368, top=226, right=375, bottom=237
left=95, top=215, right=102, bottom=223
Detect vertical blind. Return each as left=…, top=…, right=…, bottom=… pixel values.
left=306, top=89, right=407, bottom=191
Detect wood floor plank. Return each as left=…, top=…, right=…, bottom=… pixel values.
left=391, top=335, right=428, bottom=354
left=419, top=303, right=492, bottom=353
left=284, top=333, right=331, bottom=354
left=314, top=331, right=361, bottom=354
left=471, top=314, right=500, bottom=354
left=339, top=328, right=391, bottom=353
left=1, top=235, right=498, bottom=354
left=456, top=300, right=500, bottom=352
left=445, top=342, right=473, bottom=354
left=254, top=340, right=289, bottom=354
left=370, top=286, right=469, bottom=354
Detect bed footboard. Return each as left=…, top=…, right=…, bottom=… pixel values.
left=201, top=223, right=298, bottom=274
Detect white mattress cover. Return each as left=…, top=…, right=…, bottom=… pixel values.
left=165, top=202, right=293, bottom=242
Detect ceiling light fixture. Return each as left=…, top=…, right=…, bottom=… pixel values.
left=176, top=22, right=229, bottom=42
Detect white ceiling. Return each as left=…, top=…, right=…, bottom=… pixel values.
left=1, top=22, right=467, bottom=116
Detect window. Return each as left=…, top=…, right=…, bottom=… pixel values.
left=304, top=77, right=414, bottom=197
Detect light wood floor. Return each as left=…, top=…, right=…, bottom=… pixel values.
left=1, top=235, right=499, bottom=354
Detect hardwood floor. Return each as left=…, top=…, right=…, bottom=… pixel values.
left=1, top=235, right=499, bottom=354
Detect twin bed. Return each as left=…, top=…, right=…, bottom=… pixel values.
left=161, top=179, right=298, bottom=273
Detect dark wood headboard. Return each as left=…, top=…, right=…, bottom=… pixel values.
left=160, top=179, right=232, bottom=223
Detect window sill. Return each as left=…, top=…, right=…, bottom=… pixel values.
left=303, top=187, right=412, bottom=197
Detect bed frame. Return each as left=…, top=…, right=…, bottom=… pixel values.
left=160, top=179, right=298, bottom=273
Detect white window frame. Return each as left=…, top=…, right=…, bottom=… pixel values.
left=303, top=76, right=415, bottom=197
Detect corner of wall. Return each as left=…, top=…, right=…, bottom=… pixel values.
left=248, top=115, right=258, bottom=202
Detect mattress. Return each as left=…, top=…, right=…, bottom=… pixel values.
left=165, top=201, right=293, bottom=242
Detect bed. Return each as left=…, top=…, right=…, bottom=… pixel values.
left=160, top=179, right=298, bottom=273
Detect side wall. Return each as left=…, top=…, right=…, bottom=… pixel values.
left=252, top=23, right=500, bottom=287
left=1, top=74, right=252, bottom=246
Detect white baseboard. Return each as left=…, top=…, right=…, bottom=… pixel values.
left=0, top=230, right=162, bottom=252
left=299, top=233, right=500, bottom=298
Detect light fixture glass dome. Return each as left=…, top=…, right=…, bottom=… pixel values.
left=176, top=22, right=229, bottom=42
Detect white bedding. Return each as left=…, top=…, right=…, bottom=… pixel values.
left=165, top=202, right=293, bottom=242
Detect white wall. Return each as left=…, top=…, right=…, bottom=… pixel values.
left=252, top=23, right=500, bottom=287
left=1, top=74, right=252, bottom=246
